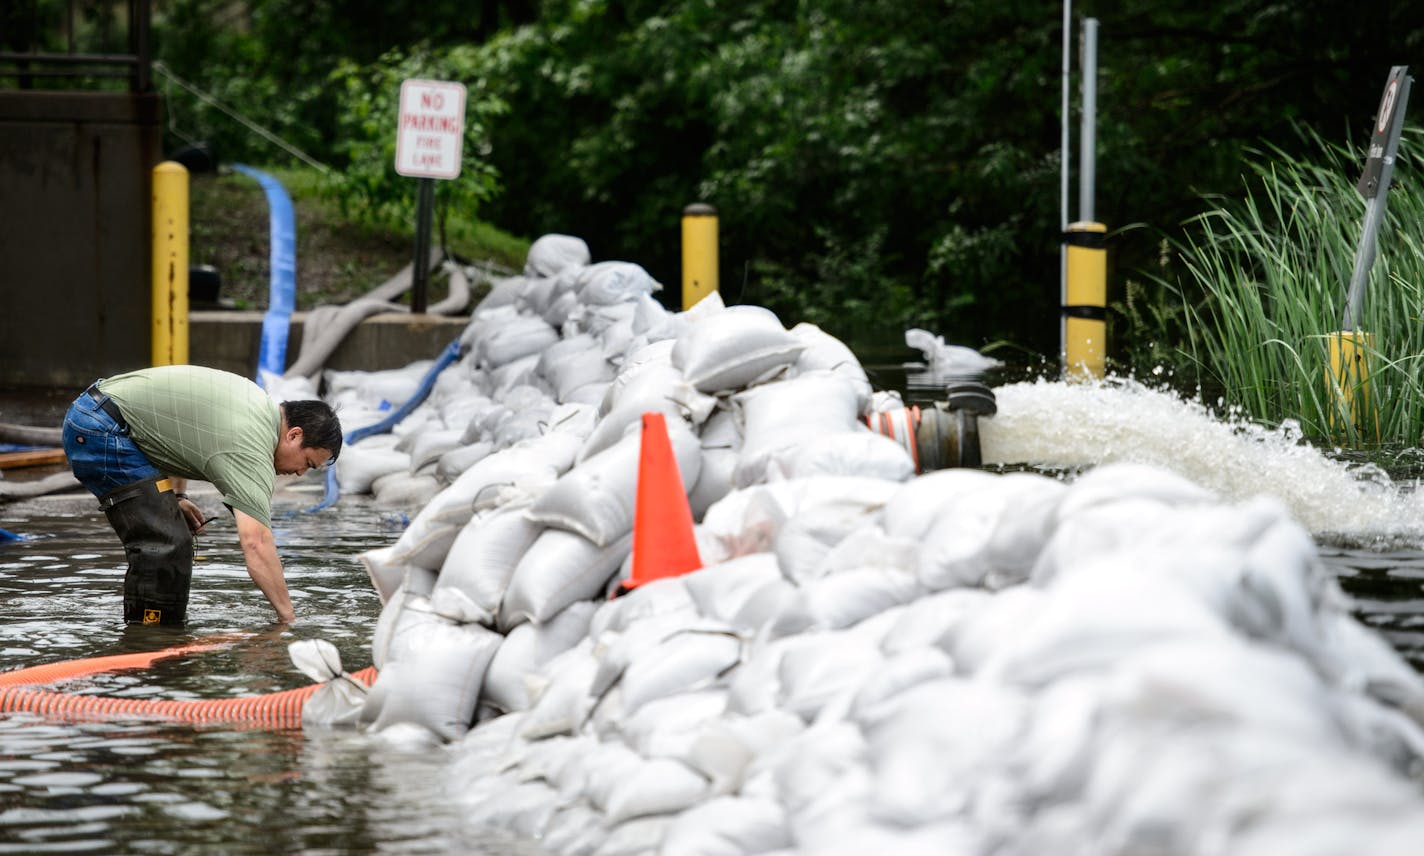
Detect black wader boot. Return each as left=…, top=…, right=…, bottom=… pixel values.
left=100, top=476, right=194, bottom=626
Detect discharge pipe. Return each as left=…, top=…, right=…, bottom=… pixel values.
left=865, top=380, right=998, bottom=472
left=230, top=164, right=297, bottom=387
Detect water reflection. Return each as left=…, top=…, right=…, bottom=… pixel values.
left=0, top=492, right=534, bottom=853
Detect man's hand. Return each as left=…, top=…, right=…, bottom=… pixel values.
left=176, top=497, right=208, bottom=534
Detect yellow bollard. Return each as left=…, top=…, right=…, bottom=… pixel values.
left=1063, top=221, right=1107, bottom=379
left=151, top=161, right=189, bottom=366
left=681, top=203, right=718, bottom=310
left=1327, top=330, right=1379, bottom=441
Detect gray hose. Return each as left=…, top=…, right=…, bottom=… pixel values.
left=0, top=423, right=63, bottom=446
left=282, top=247, right=446, bottom=381
left=0, top=471, right=80, bottom=502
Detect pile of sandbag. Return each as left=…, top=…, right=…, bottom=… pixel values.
left=320, top=234, right=1424, bottom=854
left=346, top=234, right=891, bottom=742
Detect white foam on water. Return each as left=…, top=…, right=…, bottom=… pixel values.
left=979, top=376, right=1424, bottom=544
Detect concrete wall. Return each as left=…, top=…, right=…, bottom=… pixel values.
left=191, top=311, right=469, bottom=380
left=0, top=91, right=163, bottom=388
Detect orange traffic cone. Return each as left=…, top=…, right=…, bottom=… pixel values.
left=614, top=412, right=702, bottom=596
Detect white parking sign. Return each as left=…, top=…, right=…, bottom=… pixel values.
left=395, top=79, right=466, bottom=179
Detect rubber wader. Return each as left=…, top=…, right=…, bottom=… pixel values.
left=100, top=476, right=193, bottom=626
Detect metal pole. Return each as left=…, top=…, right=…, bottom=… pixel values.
left=1078, top=18, right=1098, bottom=223
left=681, top=203, right=719, bottom=310
left=133, top=0, right=152, bottom=92
left=412, top=177, right=434, bottom=314
left=1342, top=70, right=1412, bottom=331
left=151, top=161, right=189, bottom=366
left=1059, top=0, right=1072, bottom=363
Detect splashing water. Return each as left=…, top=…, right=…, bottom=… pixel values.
left=978, top=376, right=1424, bottom=546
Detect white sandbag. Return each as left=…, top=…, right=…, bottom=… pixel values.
left=359, top=544, right=410, bottom=604
left=605, top=339, right=678, bottom=408
left=658, top=795, right=792, bottom=856
left=336, top=437, right=411, bottom=495
left=292, top=640, right=369, bottom=728
left=878, top=588, right=992, bottom=656
left=488, top=353, right=544, bottom=396
left=789, top=322, right=873, bottom=413
left=483, top=601, right=598, bottom=714
left=815, top=525, right=919, bottom=579
left=699, top=477, right=901, bottom=566
left=371, top=471, right=443, bottom=507
left=685, top=709, right=807, bottom=794
left=589, top=574, right=700, bottom=639
left=596, top=753, right=710, bottom=825
left=768, top=430, right=915, bottom=483
left=580, top=363, right=716, bottom=461
left=383, top=507, right=462, bottom=572
left=368, top=566, right=439, bottom=669
left=560, top=381, right=609, bottom=407
left=406, top=427, right=465, bottom=473
left=576, top=300, right=639, bottom=337
left=414, top=434, right=578, bottom=533
left=769, top=568, right=925, bottom=638
left=472, top=275, right=528, bottom=313
left=525, top=233, right=590, bottom=277
left=530, top=417, right=702, bottom=547
left=618, top=689, right=730, bottom=763
left=733, top=371, right=865, bottom=487
left=538, top=334, right=615, bottom=403
left=672, top=304, right=805, bottom=393
left=499, top=529, right=634, bottom=629
left=690, top=446, right=739, bottom=522
left=477, top=313, right=560, bottom=369
left=681, top=554, right=786, bottom=625
left=847, top=647, right=956, bottom=726
left=619, top=629, right=744, bottom=715
left=576, top=261, right=662, bottom=306
left=917, top=471, right=1077, bottom=591
left=519, top=641, right=599, bottom=740
left=777, top=631, right=886, bottom=722
left=687, top=408, right=742, bottom=519
left=595, top=818, right=674, bottom=856
left=437, top=441, right=493, bottom=481
left=860, top=678, right=1026, bottom=829
left=324, top=362, right=432, bottom=409
left=461, top=779, right=561, bottom=840
left=774, top=504, right=886, bottom=585
left=517, top=272, right=566, bottom=317
left=543, top=288, right=580, bottom=328
left=360, top=619, right=502, bottom=741
left=540, top=800, right=604, bottom=856
left=632, top=292, right=682, bottom=342
left=435, top=503, right=544, bottom=623
left=882, top=468, right=1002, bottom=541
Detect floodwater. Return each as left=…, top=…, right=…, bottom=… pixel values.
left=3, top=372, right=1424, bottom=852
left=0, top=484, right=534, bottom=854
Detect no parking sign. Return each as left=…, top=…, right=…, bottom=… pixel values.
left=394, top=78, right=466, bottom=180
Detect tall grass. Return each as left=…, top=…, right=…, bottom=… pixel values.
left=1171, top=125, right=1424, bottom=449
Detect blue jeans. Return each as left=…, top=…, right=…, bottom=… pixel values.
left=62, top=386, right=160, bottom=498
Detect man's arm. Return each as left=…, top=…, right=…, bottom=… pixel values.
left=233, top=508, right=297, bottom=624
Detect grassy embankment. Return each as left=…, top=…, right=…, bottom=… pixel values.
left=188, top=166, right=529, bottom=311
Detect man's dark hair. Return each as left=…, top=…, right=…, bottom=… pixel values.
left=281, top=400, right=343, bottom=462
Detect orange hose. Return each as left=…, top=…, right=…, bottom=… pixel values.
left=0, top=641, right=378, bottom=728
left=0, top=641, right=231, bottom=687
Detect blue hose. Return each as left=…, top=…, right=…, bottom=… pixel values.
left=230, top=165, right=297, bottom=387
left=305, top=337, right=464, bottom=513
